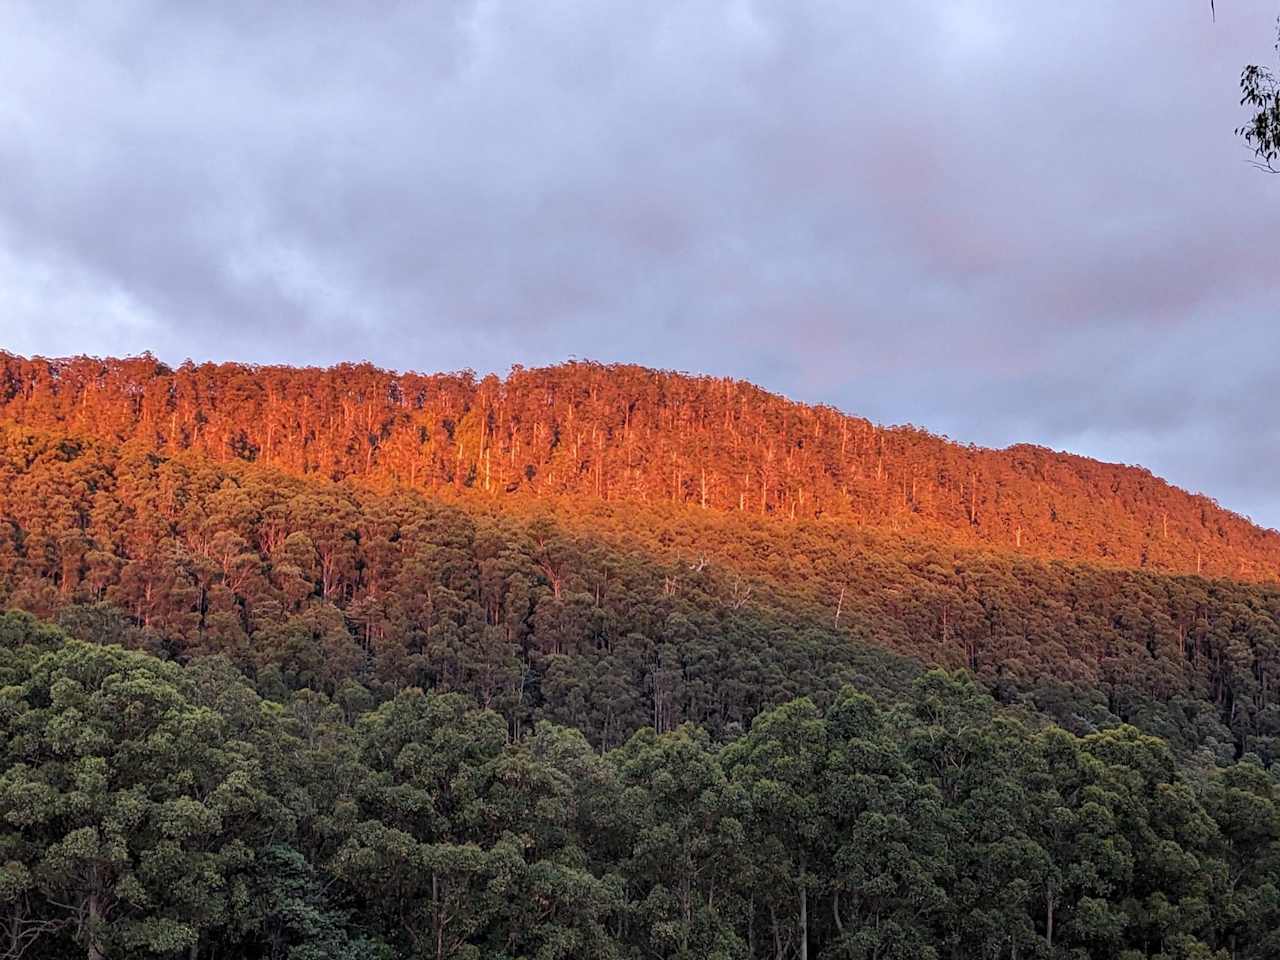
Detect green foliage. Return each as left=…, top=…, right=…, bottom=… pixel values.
left=0, top=639, right=288, bottom=959
left=0, top=624, right=1277, bottom=958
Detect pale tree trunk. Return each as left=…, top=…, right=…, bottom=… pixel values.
left=798, top=857, right=808, bottom=960
left=433, top=872, right=445, bottom=960
left=86, top=892, right=105, bottom=960
left=1045, top=890, right=1054, bottom=950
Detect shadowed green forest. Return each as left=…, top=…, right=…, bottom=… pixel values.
left=4, top=617, right=1280, bottom=959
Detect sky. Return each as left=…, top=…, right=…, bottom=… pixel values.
left=2, top=2, right=1279, bottom=525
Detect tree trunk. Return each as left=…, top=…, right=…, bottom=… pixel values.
left=799, top=859, right=808, bottom=960
left=1045, top=891, right=1054, bottom=949
left=433, top=872, right=445, bottom=960
left=86, top=892, right=105, bottom=960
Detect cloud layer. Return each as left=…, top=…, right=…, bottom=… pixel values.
left=2, top=2, right=1278, bottom=523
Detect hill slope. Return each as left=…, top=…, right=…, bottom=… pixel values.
left=1, top=413, right=1278, bottom=760
left=7, top=352, right=1280, bottom=958
left=2, top=351, right=1276, bottom=580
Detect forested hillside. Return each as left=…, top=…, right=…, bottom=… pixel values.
left=2, top=421, right=1280, bottom=760
left=2, top=353, right=1276, bottom=580
left=4, top=354, right=1280, bottom=959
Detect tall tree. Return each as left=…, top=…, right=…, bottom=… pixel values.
left=0, top=640, right=286, bottom=960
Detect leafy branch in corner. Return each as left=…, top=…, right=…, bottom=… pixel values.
left=1238, top=18, right=1280, bottom=172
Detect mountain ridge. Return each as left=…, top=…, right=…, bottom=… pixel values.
left=2, top=350, right=1276, bottom=582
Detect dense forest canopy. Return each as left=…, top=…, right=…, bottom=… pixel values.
left=1, top=352, right=1276, bottom=580
left=3, top=368, right=1280, bottom=759
left=3, top=620, right=1280, bottom=960
left=3, top=354, right=1280, bottom=959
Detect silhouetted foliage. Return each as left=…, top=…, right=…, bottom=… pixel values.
left=1240, top=20, right=1280, bottom=171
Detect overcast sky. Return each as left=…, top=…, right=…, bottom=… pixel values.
left=2, top=2, right=1279, bottom=525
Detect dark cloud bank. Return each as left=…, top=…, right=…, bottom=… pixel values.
left=1, top=2, right=1278, bottom=523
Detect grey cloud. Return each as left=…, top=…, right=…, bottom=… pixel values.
left=1, top=1, right=1278, bottom=523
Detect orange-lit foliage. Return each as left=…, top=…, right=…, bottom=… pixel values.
left=1, top=352, right=1275, bottom=581
left=4, top=417, right=1280, bottom=758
